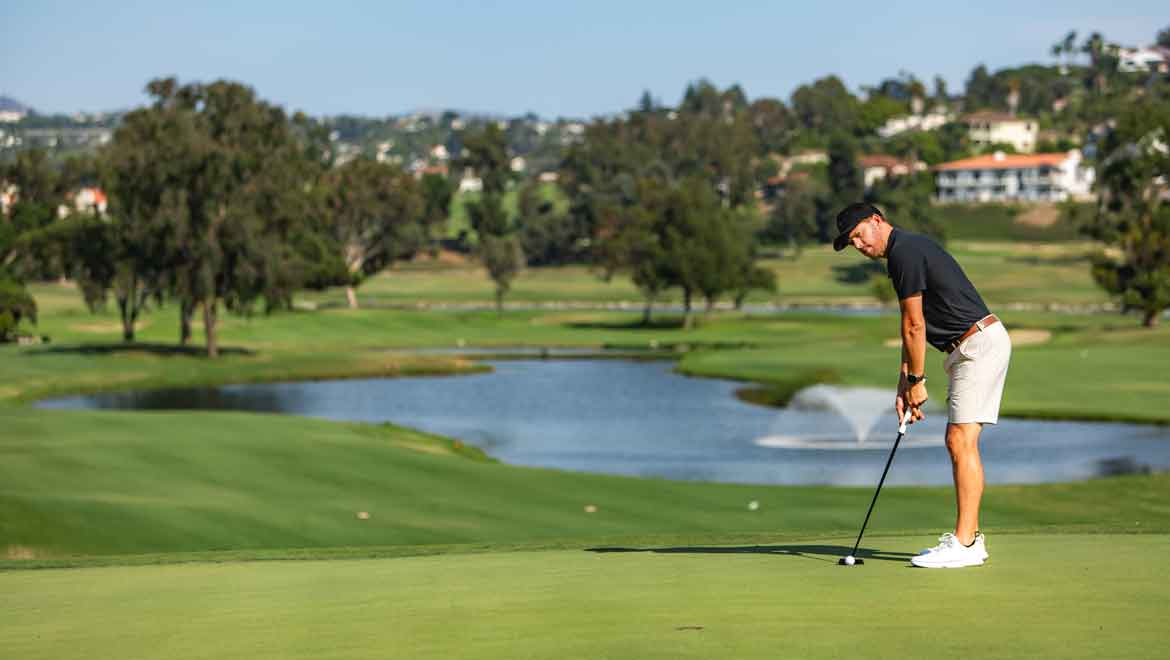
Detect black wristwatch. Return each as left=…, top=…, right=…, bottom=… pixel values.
left=906, top=373, right=926, bottom=385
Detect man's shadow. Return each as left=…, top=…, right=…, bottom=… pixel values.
left=586, top=544, right=914, bottom=564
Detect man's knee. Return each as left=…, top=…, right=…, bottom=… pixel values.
left=945, top=423, right=982, bottom=458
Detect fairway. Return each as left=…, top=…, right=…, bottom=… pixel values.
left=2, top=534, right=1166, bottom=659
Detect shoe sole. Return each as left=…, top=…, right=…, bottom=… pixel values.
left=910, top=557, right=986, bottom=568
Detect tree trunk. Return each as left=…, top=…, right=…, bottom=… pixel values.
left=346, top=286, right=359, bottom=309
left=179, top=299, right=194, bottom=346
left=203, top=299, right=219, bottom=358
left=682, top=288, right=694, bottom=330
left=1143, top=309, right=1160, bottom=328
left=117, top=296, right=135, bottom=342
left=642, top=300, right=653, bottom=325
left=495, top=286, right=504, bottom=314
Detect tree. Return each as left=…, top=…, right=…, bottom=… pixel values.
left=1158, top=26, right=1170, bottom=49
left=517, top=181, right=582, bottom=266
left=762, top=174, right=820, bottom=256
left=791, top=76, right=860, bottom=137
left=1, top=149, right=65, bottom=280
left=1082, top=100, right=1170, bottom=327
left=819, top=133, right=864, bottom=240
left=420, top=171, right=455, bottom=229
left=122, top=78, right=319, bottom=357
left=0, top=276, right=36, bottom=343
left=458, top=124, right=523, bottom=309
left=318, top=158, right=426, bottom=309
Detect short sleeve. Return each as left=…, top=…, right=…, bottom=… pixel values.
left=888, top=249, right=927, bottom=300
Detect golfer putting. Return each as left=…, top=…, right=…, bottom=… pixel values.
left=834, top=203, right=1011, bottom=568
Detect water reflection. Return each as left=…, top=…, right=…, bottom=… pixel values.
left=37, top=360, right=1170, bottom=486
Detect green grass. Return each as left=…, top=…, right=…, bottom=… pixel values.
left=3, top=407, right=1168, bottom=566
left=3, top=534, right=1167, bottom=660
left=2, top=407, right=1168, bottom=657
left=932, top=202, right=1087, bottom=242
left=291, top=239, right=1112, bottom=308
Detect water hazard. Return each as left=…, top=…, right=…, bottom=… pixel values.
left=37, top=359, right=1170, bottom=486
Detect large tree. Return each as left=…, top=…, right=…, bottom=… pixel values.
left=120, top=78, right=319, bottom=357
left=1083, top=100, right=1170, bottom=327
left=318, top=158, right=426, bottom=309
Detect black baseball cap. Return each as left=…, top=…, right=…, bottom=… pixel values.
left=832, top=203, right=884, bottom=251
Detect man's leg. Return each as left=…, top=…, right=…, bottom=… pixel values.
left=945, top=422, right=984, bottom=546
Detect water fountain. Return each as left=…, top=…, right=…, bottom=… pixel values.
left=754, top=384, right=947, bottom=450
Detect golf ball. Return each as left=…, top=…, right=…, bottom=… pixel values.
left=748, top=500, right=759, bottom=511
left=844, top=556, right=855, bottom=565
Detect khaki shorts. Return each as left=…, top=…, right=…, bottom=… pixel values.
left=943, top=321, right=1012, bottom=425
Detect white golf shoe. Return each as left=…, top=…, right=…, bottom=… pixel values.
left=910, top=532, right=987, bottom=568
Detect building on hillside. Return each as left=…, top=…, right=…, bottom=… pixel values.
left=0, top=110, right=27, bottom=123
left=415, top=164, right=449, bottom=179
left=877, top=110, right=954, bottom=138
left=510, top=156, right=526, bottom=172
left=858, top=155, right=926, bottom=189
left=933, top=150, right=1095, bottom=203
left=963, top=112, right=1038, bottom=153
left=0, top=184, right=16, bottom=214
left=1118, top=46, right=1170, bottom=73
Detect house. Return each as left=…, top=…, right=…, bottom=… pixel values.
left=0, top=184, right=16, bottom=214
left=1118, top=46, right=1170, bottom=74
left=538, top=171, right=559, bottom=183
left=962, top=112, right=1038, bottom=153
left=429, top=144, right=450, bottom=161
left=73, top=187, right=107, bottom=214
left=933, top=150, right=1095, bottom=203
left=877, top=110, right=954, bottom=138
left=858, top=155, right=926, bottom=189
left=510, top=156, right=526, bottom=172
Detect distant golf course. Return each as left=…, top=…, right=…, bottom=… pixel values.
left=3, top=240, right=1169, bottom=658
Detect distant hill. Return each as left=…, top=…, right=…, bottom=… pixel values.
left=0, top=95, right=33, bottom=113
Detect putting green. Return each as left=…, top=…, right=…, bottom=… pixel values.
left=1, top=534, right=1164, bottom=659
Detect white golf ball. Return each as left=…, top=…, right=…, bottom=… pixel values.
left=747, top=500, right=759, bottom=511
left=844, top=556, right=856, bottom=565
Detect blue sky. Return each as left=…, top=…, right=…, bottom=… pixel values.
left=2, top=1, right=1165, bottom=118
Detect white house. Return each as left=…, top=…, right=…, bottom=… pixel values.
left=878, top=110, right=953, bottom=138
left=1118, top=46, right=1170, bottom=73
left=963, top=112, right=1038, bottom=153
left=934, top=150, right=1095, bottom=203
left=858, top=155, right=926, bottom=189
left=429, top=144, right=450, bottom=161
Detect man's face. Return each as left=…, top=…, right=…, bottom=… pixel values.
left=848, top=216, right=884, bottom=259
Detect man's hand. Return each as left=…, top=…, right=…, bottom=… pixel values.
left=907, top=382, right=928, bottom=422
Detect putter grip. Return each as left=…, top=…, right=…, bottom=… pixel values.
left=899, top=408, right=913, bottom=434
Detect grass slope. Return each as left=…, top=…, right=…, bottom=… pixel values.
left=3, top=408, right=1167, bottom=566
left=2, top=534, right=1167, bottom=659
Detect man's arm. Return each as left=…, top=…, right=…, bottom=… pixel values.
left=899, top=294, right=928, bottom=420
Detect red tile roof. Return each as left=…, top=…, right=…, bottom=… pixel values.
left=932, top=152, right=1070, bottom=172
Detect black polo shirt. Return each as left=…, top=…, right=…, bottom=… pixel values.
left=885, top=228, right=990, bottom=352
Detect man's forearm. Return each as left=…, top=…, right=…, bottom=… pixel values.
left=901, top=320, right=926, bottom=377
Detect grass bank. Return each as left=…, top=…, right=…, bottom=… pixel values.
left=3, top=407, right=1167, bottom=568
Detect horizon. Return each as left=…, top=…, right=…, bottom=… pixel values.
left=1, top=2, right=1166, bottom=119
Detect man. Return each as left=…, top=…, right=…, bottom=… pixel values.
left=833, top=203, right=1011, bottom=568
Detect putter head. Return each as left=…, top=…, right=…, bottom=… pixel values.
left=838, top=556, right=864, bottom=566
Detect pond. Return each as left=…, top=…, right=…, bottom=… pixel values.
left=37, top=359, right=1170, bottom=486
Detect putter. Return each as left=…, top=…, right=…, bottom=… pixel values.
left=839, top=407, right=915, bottom=566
